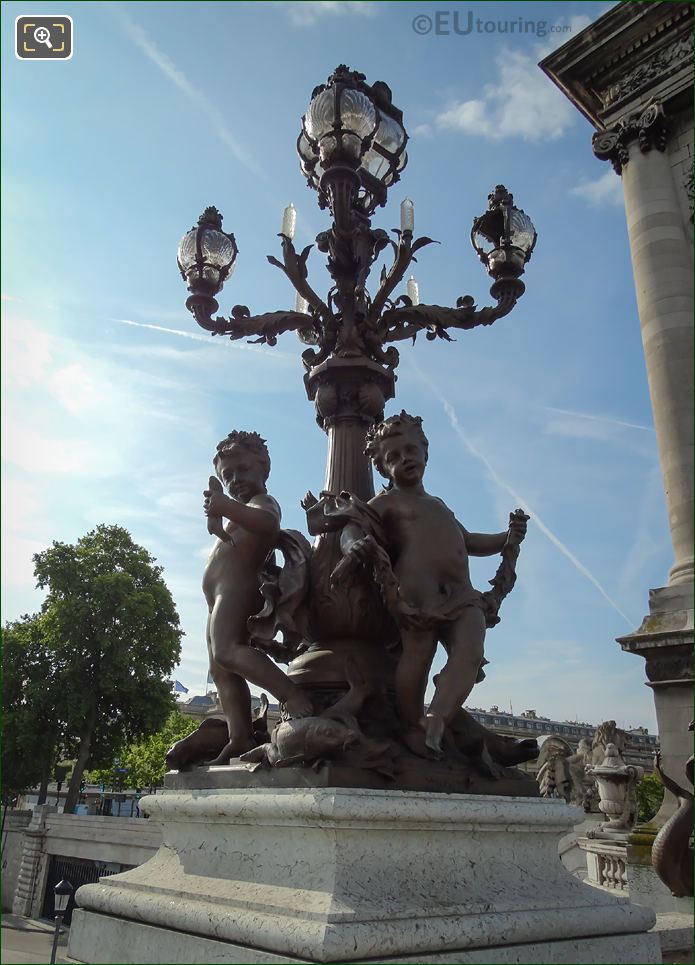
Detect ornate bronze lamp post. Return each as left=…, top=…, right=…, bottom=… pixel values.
left=177, top=63, right=536, bottom=718
left=178, top=65, right=535, bottom=502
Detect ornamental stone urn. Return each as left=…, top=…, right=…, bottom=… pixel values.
left=586, top=743, right=644, bottom=834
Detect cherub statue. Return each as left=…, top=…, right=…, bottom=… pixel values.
left=306, top=412, right=528, bottom=759
left=202, top=430, right=313, bottom=763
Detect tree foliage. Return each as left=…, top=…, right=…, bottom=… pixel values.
left=90, top=710, right=198, bottom=790
left=2, top=614, right=67, bottom=796
left=30, top=524, right=183, bottom=812
left=635, top=769, right=664, bottom=823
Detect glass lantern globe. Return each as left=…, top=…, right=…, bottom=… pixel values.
left=298, top=66, right=408, bottom=216
left=177, top=207, right=238, bottom=297
left=471, top=185, right=536, bottom=280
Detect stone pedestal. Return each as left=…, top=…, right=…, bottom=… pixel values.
left=68, top=787, right=659, bottom=964
left=617, top=582, right=694, bottom=825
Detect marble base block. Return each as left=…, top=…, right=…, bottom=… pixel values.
left=68, top=787, right=660, bottom=964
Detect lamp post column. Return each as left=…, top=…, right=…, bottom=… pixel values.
left=306, top=356, right=395, bottom=501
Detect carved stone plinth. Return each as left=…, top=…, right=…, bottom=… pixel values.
left=616, top=582, right=694, bottom=825
left=68, top=788, right=659, bottom=964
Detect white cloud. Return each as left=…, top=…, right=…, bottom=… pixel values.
left=571, top=169, right=624, bottom=208
left=435, top=46, right=577, bottom=142
left=2, top=422, right=122, bottom=477
left=2, top=317, right=54, bottom=388
left=48, top=363, right=99, bottom=416
left=411, top=124, right=433, bottom=139
left=286, top=1, right=377, bottom=27
left=1, top=536, right=46, bottom=593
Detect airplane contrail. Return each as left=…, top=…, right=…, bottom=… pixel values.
left=542, top=405, right=654, bottom=433
left=109, top=4, right=263, bottom=178
left=412, top=363, right=634, bottom=627
left=114, top=318, right=296, bottom=360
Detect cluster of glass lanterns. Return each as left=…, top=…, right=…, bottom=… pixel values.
left=177, top=68, right=536, bottom=305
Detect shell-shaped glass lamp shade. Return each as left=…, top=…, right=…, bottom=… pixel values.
left=509, top=208, right=536, bottom=256
left=298, top=67, right=407, bottom=215
left=177, top=207, right=238, bottom=296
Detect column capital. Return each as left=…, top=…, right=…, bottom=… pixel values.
left=592, top=100, right=669, bottom=175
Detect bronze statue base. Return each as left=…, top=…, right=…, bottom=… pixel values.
left=165, top=759, right=539, bottom=797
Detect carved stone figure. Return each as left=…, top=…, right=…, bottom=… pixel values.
left=200, top=431, right=313, bottom=764
left=651, top=721, right=694, bottom=897
left=537, top=736, right=594, bottom=806
left=586, top=743, right=644, bottom=833
left=537, top=720, right=630, bottom=808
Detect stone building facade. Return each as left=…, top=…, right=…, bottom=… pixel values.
left=540, top=0, right=693, bottom=825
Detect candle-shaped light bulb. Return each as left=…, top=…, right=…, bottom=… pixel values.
left=400, top=198, right=414, bottom=233
left=294, top=292, right=308, bottom=314
left=406, top=276, right=420, bottom=306
left=281, top=203, right=297, bottom=240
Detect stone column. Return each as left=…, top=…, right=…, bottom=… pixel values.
left=594, top=103, right=693, bottom=828
left=595, top=103, right=693, bottom=589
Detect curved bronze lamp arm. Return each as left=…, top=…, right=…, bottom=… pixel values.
left=381, top=277, right=524, bottom=343
left=369, top=230, right=437, bottom=324
left=185, top=294, right=313, bottom=346
left=267, top=235, right=331, bottom=320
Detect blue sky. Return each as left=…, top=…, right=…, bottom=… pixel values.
left=2, top=1, right=669, bottom=731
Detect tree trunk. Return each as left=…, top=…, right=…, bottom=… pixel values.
left=36, top=751, right=54, bottom=805
left=63, top=710, right=96, bottom=814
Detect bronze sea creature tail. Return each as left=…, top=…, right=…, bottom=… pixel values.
left=651, top=723, right=694, bottom=898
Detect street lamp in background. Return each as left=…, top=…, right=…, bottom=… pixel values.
left=50, top=879, right=73, bottom=965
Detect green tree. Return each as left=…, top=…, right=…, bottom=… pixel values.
left=33, top=525, right=183, bottom=813
left=635, top=769, right=664, bottom=823
left=91, top=710, right=198, bottom=790
left=2, top=615, right=68, bottom=800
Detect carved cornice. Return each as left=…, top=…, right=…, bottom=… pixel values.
left=617, top=633, right=693, bottom=687
left=539, top=2, right=693, bottom=130
left=592, top=100, right=669, bottom=175
left=599, top=35, right=693, bottom=111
